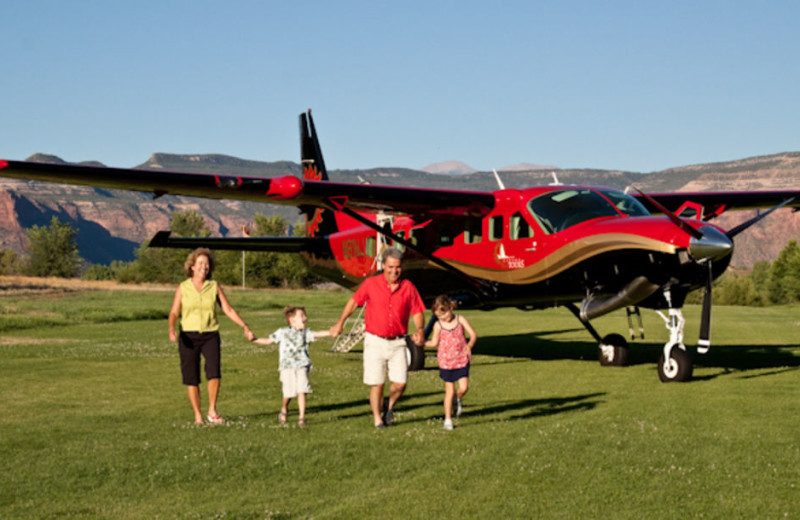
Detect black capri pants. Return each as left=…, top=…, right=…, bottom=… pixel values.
left=178, top=331, right=221, bottom=386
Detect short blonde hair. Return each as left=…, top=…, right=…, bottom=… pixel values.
left=184, top=248, right=215, bottom=278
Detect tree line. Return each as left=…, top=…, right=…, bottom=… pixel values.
left=0, top=210, right=319, bottom=288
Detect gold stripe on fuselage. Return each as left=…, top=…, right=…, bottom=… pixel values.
left=438, top=233, right=678, bottom=285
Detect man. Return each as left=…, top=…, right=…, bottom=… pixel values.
left=330, top=247, right=426, bottom=428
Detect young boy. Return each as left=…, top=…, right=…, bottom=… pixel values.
left=252, top=306, right=330, bottom=427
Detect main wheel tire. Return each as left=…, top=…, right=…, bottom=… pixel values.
left=406, top=337, right=425, bottom=371
left=657, top=347, right=693, bottom=382
left=598, top=333, right=629, bottom=366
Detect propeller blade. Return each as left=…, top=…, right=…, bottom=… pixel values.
left=726, top=197, right=795, bottom=238
left=697, top=261, right=713, bottom=354
left=633, top=188, right=703, bottom=239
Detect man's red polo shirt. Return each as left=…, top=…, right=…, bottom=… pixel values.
left=352, top=274, right=426, bottom=338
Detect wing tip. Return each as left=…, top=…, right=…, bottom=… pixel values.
left=0, top=160, right=8, bottom=170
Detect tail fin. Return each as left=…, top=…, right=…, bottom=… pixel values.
left=299, top=110, right=337, bottom=237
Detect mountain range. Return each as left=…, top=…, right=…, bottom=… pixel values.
left=2, top=151, right=800, bottom=268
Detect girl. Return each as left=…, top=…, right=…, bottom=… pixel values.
left=425, top=295, right=477, bottom=430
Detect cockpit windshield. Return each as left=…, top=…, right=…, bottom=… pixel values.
left=597, top=189, right=650, bottom=217
left=527, top=188, right=650, bottom=234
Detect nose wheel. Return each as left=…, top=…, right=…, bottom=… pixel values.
left=655, top=309, right=693, bottom=382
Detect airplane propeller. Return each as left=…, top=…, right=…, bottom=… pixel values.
left=635, top=189, right=795, bottom=355
left=725, top=197, right=795, bottom=238
left=697, top=261, right=713, bottom=353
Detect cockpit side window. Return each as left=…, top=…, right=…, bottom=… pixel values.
left=527, top=189, right=619, bottom=233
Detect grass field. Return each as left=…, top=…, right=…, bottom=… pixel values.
left=2, top=278, right=800, bottom=519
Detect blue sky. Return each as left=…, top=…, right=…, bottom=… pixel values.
left=2, top=1, right=798, bottom=173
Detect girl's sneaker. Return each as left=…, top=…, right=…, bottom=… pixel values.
left=443, top=419, right=454, bottom=430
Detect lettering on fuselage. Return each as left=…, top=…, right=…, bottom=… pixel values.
left=494, top=242, right=526, bottom=269
left=342, top=237, right=368, bottom=259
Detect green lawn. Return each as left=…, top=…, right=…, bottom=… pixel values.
left=2, top=286, right=800, bottom=518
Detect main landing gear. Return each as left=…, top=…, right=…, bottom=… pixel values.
left=568, top=302, right=696, bottom=382
left=598, top=308, right=696, bottom=382
left=655, top=309, right=693, bottom=382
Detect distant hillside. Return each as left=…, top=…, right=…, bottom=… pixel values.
left=497, top=162, right=557, bottom=172
left=138, top=153, right=301, bottom=178
left=3, top=151, right=800, bottom=268
left=420, top=161, right=477, bottom=176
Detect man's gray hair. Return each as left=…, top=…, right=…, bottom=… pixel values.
left=381, top=247, right=404, bottom=263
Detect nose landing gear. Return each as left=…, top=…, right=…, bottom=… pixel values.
left=655, top=309, right=693, bottom=382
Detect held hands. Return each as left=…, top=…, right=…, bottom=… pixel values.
left=411, top=329, right=425, bottom=346
left=329, top=323, right=344, bottom=338
left=244, top=326, right=255, bottom=342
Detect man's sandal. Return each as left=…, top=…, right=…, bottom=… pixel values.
left=278, top=411, right=287, bottom=425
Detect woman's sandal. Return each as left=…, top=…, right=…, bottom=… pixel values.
left=206, top=414, right=225, bottom=425
left=278, top=411, right=287, bottom=425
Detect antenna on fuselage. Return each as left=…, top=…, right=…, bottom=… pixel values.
left=492, top=169, right=506, bottom=190
left=549, top=171, right=563, bottom=186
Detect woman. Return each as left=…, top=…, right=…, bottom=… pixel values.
left=168, top=248, right=254, bottom=425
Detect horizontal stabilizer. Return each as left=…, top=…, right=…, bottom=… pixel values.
left=148, top=231, right=330, bottom=253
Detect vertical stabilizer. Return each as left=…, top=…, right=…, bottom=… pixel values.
left=299, top=110, right=337, bottom=237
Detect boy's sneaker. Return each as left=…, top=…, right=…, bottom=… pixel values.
left=455, top=398, right=463, bottom=418
left=443, top=419, right=454, bottom=430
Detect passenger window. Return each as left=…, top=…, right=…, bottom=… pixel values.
left=409, top=228, right=421, bottom=247
left=366, top=237, right=377, bottom=257
left=489, top=216, right=503, bottom=241
left=438, top=221, right=454, bottom=247
left=510, top=212, right=533, bottom=240
left=394, top=231, right=406, bottom=252
left=464, top=218, right=482, bottom=245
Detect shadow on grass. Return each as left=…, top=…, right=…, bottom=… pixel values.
left=400, top=391, right=604, bottom=424
left=468, top=392, right=605, bottom=422
left=474, top=332, right=800, bottom=380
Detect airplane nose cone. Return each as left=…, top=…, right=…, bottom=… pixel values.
left=689, top=226, right=733, bottom=262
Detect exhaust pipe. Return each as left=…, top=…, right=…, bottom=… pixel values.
left=580, top=276, right=660, bottom=321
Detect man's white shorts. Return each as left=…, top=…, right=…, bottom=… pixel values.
left=363, top=332, right=408, bottom=386
left=280, top=366, right=312, bottom=398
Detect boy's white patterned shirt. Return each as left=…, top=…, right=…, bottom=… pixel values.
left=269, top=326, right=315, bottom=370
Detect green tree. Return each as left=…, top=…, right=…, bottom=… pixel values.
left=24, top=216, right=81, bottom=278
left=767, top=240, right=800, bottom=303
left=0, top=249, right=22, bottom=275
left=714, top=271, right=767, bottom=306
left=243, top=215, right=317, bottom=288
left=122, top=210, right=211, bottom=284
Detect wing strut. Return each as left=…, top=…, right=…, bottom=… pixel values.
left=337, top=205, right=496, bottom=298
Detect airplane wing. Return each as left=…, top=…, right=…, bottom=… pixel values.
left=0, top=159, right=494, bottom=218
left=637, top=190, right=800, bottom=217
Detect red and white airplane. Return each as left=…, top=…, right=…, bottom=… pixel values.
left=2, top=111, right=798, bottom=382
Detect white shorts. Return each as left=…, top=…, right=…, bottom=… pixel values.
left=280, top=366, right=312, bottom=398
left=363, top=333, right=408, bottom=386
